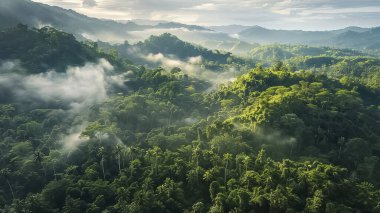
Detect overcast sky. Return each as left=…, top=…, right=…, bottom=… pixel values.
left=32, top=0, right=380, bottom=30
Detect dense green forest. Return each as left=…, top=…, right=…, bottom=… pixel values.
left=0, top=25, right=380, bottom=213
left=97, top=33, right=251, bottom=72
left=248, top=44, right=380, bottom=89
left=0, top=24, right=98, bottom=73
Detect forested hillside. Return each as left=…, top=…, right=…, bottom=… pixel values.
left=97, top=33, right=251, bottom=72
left=249, top=44, right=367, bottom=63
left=0, top=0, right=148, bottom=42
left=237, top=26, right=380, bottom=53
left=0, top=24, right=379, bottom=212
left=0, top=24, right=98, bottom=73
left=247, top=44, right=380, bottom=89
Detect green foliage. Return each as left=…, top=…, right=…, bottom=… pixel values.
left=1, top=26, right=380, bottom=212
left=249, top=44, right=366, bottom=65
left=0, top=24, right=98, bottom=73
left=97, top=33, right=252, bottom=72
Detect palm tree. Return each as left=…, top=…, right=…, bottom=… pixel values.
left=236, top=154, right=249, bottom=175
left=124, top=147, right=132, bottom=168
left=114, top=144, right=124, bottom=174
left=242, top=156, right=251, bottom=173
left=34, top=150, right=43, bottom=164
left=125, top=146, right=138, bottom=162
left=223, top=153, right=233, bottom=184
left=192, top=145, right=202, bottom=183
left=146, top=147, right=161, bottom=176
left=242, top=171, right=256, bottom=190
left=98, top=147, right=106, bottom=180
left=34, top=150, right=46, bottom=177
left=129, top=159, right=141, bottom=178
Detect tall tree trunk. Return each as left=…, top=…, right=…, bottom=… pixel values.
left=225, top=161, right=229, bottom=184
left=101, top=157, right=105, bottom=180
left=6, top=180, right=14, bottom=199
left=53, top=163, right=57, bottom=181
left=118, top=156, right=121, bottom=174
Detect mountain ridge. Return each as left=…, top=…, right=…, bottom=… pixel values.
left=1, top=0, right=379, bottom=53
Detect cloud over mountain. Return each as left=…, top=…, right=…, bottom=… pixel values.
left=32, top=0, right=380, bottom=30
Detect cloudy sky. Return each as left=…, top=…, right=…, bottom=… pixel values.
left=32, top=0, right=380, bottom=30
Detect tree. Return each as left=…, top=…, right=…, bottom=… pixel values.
left=192, top=145, right=202, bottom=183
left=305, top=190, right=324, bottom=213
left=223, top=153, right=233, bottom=184
left=34, top=150, right=46, bottom=177
left=146, top=146, right=161, bottom=176
left=191, top=202, right=205, bottom=213
left=242, top=156, right=251, bottom=173
left=114, top=144, right=124, bottom=174
left=209, top=181, right=220, bottom=201
left=98, top=147, right=106, bottom=180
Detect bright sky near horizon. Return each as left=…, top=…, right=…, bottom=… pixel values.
left=32, top=0, right=380, bottom=30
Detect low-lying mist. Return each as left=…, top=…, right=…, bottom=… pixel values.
left=0, top=59, right=126, bottom=111
left=143, top=53, right=237, bottom=88
left=123, top=28, right=235, bottom=45
left=0, top=59, right=130, bottom=152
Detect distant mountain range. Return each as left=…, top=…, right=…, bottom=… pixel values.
left=236, top=25, right=380, bottom=50
left=0, top=0, right=148, bottom=42
left=208, top=25, right=252, bottom=35
left=0, top=0, right=218, bottom=44
left=1, top=0, right=379, bottom=53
